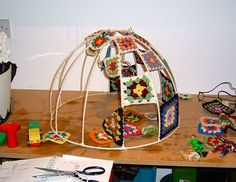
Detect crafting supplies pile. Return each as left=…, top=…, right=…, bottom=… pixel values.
left=180, top=82, right=236, bottom=161
left=47, top=28, right=179, bottom=150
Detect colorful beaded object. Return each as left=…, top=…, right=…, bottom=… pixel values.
left=121, top=72, right=158, bottom=106
left=202, top=100, right=235, bottom=115
left=198, top=117, right=224, bottom=136
left=180, top=150, right=201, bottom=161
left=115, top=36, right=137, bottom=53
left=160, top=94, right=179, bottom=139
left=124, top=109, right=144, bottom=125
left=102, top=108, right=124, bottom=146
left=43, top=131, right=71, bottom=144
left=89, top=129, right=113, bottom=144
left=123, top=123, right=141, bottom=138
left=110, top=65, right=137, bottom=92
left=104, top=54, right=121, bottom=78
left=160, top=71, right=175, bottom=103
left=141, top=50, right=163, bottom=71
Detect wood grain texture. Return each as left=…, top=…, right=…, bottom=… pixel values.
left=0, top=89, right=235, bottom=168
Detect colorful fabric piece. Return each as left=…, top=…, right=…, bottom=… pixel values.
left=198, top=117, right=224, bottom=135
left=160, top=94, right=179, bottom=139
left=124, top=109, right=144, bottom=125
left=115, top=36, right=137, bottom=53
left=123, top=123, right=141, bottom=138
left=162, top=58, right=176, bottom=86
left=142, top=125, right=158, bottom=136
left=102, top=108, right=124, bottom=146
left=104, top=55, right=121, bottom=78
left=219, top=113, right=236, bottom=130
left=121, top=72, right=158, bottom=106
left=43, top=131, right=70, bottom=144
left=110, top=65, right=137, bottom=92
left=160, top=71, right=175, bottom=103
left=141, top=50, right=163, bottom=71
left=202, top=100, right=235, bottom=115
left=89, top=129, right=113, bottom=144
left=144, top=112, right=158, bottom=121
left=90, top=35, right=110, bottom=50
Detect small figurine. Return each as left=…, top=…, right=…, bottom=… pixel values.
left=188, top=136, right=208, bottom=157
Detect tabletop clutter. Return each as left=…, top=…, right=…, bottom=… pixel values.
left=0, top=29, right=236, bottom=181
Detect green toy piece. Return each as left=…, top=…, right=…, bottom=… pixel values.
left=188, top=136, right=208, bottom=157
left=0, top=132, right=6, bottom=145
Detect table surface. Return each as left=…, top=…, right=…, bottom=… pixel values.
left=0, top=89, right=235, bottom=168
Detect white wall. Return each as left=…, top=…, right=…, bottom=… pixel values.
left=1, top=0, right=236, bottom=93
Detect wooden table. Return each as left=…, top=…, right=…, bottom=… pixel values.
left=0, top=89, right=235, bottom=168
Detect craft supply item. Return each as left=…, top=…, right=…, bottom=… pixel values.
left=217, top=137, right=236, bottom=157
left=124, top=109, right=144, bottom=125
left=0, top=131, right=6, bottom=145
left=160, top=71, right=175, bottom=103
left=123, top=123, right=141, bottom=138
left=198, top=117, right=224, bottom=135
left=0, top=123, right=20, bottom=148
left=202, top=100, right=235, bottom=115
left=188, top=136, right=208, bottom=157
left=219, top=113, right=236, bottom=130
left=142, top=125, right=158, bottom=136
left=198, top=82, right=236, bottom=109
left=178, top=93, right=191, bottom=100
left=140, top=50, right=163, bottom=71
left=180, top=150, right=201, bottom=161
left=34, top=166, right=105, bottom=181
left=160, top=94, right=179, bottom=139
left=144, top=112, right=158, bottom=121
left=43, top=131, right=71, bottom=144
left=103, top=107, right=123, bottom=146
left=89, top=129, right=113, bottom=144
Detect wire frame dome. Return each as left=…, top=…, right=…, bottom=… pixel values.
left=49, top=28, right=179, bottom=150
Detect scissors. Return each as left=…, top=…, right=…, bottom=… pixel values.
left=34, top=166, right=105, bottom=182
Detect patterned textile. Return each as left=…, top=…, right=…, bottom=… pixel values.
left=141, top=50, right=163, bottom=71
left=160, top=71, right=175, bottom=103
left=102, top=108, right=124, bottom=146
left=104, top=55, right=121, bottom=78
left=110, top=65, right=137, bottom=92
left=121, top=72, right=158, bottom=106
left=160, top=94, right=179, bottom=139
left=198, top=117, right=223, bottom=135
left=202, top=100, right=235, bottom=115
left=124, top=109, right=144, bottom=125
left=43, top=131, right=70, bottom=144
left=115, top=36, right=137, bottom=53
left=90, top=35, right=110, bottom=50
left=123, top=123, right=141, bottom=138
left=89, top=129, right=113, bottom=144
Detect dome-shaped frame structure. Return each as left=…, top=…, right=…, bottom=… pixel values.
left=49, top=28, right=179, bottom=150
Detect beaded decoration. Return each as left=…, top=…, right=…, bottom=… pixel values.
left=198, top=117, right=224, bottom=135
left=160, top=71, right=175, bottom=103
left=202, top=100, right=235, bottom=115
left=142, top=125, right=158, bottom=136
left=123, top=123, right=141, bottom=138
left=219, top=113, right=236, bottom=130
left=121, top=72, right=158, bottom=106
left=160, top=94, right=179, bottom=139
left=141, top=50, right=163, bottom=71
left=102, top=108, right=124, bottom=146
left=43, top=131, right=70, bottom=144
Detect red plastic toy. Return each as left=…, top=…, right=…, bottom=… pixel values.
left=0, top=123, right=21, bottom=148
